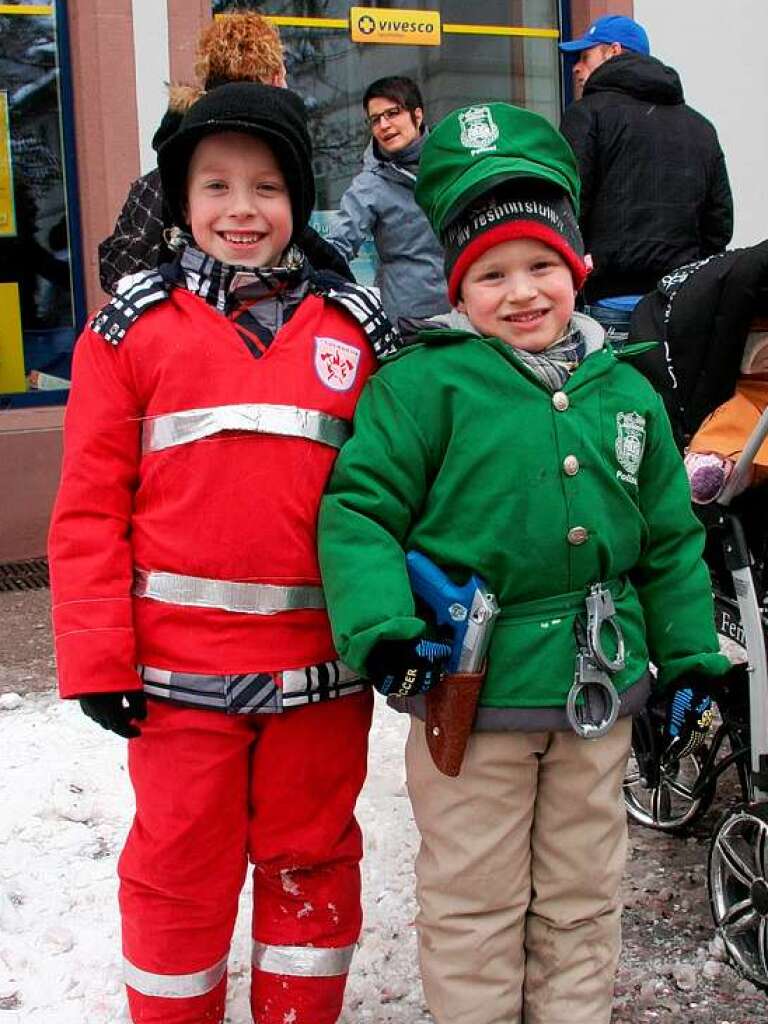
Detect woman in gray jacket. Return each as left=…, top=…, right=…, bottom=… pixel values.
left=327, top=76, right=450, bottom=325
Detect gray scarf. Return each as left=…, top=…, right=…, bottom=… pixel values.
left=513, top=327, right=587, bottom=391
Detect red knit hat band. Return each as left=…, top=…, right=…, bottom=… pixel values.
left=447, top=220, right=588, bottom=304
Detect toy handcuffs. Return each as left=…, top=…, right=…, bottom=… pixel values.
left=566, top=583, right=624, bottom=739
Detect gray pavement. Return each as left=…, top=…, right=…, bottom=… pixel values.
left=0, top=588, right=56, bottom=695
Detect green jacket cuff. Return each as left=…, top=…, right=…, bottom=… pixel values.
left=655, top=651, right=732, bottom=692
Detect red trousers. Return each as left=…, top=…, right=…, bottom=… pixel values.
left=118, top=690, right=373, bottom=1023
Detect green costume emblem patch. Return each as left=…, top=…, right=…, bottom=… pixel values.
left=458, top=106, right=499, bottom=155
left=615, top=411, right=646, bottom=485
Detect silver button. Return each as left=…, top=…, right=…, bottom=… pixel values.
left=567, top=526, right=589, bottom=545
left=563, top=455, right=580, bottom=476
left=432, top=726, right=441, bottom=737
left=553, top=391, right=570, bottom=411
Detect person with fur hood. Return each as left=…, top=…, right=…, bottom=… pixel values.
left=98, top=10, right=351, bottom=293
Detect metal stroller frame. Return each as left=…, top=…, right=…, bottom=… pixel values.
left=623, top=405, right=768, bottom=991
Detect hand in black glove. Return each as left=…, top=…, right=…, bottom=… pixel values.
left=663, top=677, right=715, bottom=762
left=79, top=691, right=147, bottom=739
left=366, top=638, right=452, bottom=698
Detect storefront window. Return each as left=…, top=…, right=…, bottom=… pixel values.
left=0, top=0, right=81, bottom=407
left=212, top=1, right=561, bottom=283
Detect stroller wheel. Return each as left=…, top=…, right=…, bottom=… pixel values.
left=709, top=802, right=768, bottom=992
left=623, top=747, right=714, bottom=831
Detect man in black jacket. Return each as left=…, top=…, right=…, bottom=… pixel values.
left=559, top=15, right=733, bottom=303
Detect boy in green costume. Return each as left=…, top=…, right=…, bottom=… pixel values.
left=318, top=103, right=729, bottom=1023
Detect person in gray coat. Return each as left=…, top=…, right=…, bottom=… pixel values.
left=327, top=76, right=450, bottom=324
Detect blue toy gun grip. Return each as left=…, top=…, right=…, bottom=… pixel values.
left=406, top=551, right=470, bottom=628
left=406, top=551, right=482, bottom=673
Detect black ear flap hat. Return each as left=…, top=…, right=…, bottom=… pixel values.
left=158, top=81, right=314, bottom=240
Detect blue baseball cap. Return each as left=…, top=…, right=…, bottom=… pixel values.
left=559, top=15, right=650, bottom=56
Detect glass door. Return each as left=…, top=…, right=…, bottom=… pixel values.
left=0, top=0, right=83, bottom=407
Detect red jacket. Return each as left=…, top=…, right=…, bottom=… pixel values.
left=49, top=289, right=376, bottom=698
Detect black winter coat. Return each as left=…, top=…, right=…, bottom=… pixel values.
left=560, top=53, right=733, bottom=302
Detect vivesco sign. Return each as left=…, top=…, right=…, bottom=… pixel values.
left=350, top=6, right=442, bottom=46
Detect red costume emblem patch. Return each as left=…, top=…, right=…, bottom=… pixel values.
left=314, top=336, right=361, bottom=392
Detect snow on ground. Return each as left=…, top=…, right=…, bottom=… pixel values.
left=0, top=693, right=430, bottom=1023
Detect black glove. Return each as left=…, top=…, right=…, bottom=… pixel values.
left=366, top=638, right=452, bottom=698
left=79, top=691, right=147, bottom=738
left=662, top=677, right=715, bottom=762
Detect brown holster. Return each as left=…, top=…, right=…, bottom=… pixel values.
left=425, top=667, right=486, bottom=777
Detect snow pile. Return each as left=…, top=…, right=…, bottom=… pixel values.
left=0, top=693, right=430, bottom=1023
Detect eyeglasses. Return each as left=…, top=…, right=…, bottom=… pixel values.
left=366, top=104, right=406, bottom=129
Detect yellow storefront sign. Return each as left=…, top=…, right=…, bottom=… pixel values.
left=0, top=91, right=16, bottom=238
left=256, top=12, right=558, bottom=41
left=0, top=283, right=27, bottom=393
left=0, top=4, right=53, bottom=13
left=350, top=6, right=441, bottom=46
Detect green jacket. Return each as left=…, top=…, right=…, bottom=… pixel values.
left=318, top=322, right=729, bottom=720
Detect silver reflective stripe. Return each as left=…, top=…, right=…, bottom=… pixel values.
left=134, top=569, right=325, bottom=614
left=142, top=403, right=350, bottom=453
left=123, top=953, right=227, bottom=998
left=252, top=940, right=355, bottom=977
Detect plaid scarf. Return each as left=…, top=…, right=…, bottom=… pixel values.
left=91, top=240, right=400, bottom=359
left=513, top=325, right=588, bottom=391
left=224, top=261, right=311, bottom=359
left=172, top=241, right=306, bottom=313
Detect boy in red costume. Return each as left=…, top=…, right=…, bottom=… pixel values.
left=49, top=82, right=397, bottom=1024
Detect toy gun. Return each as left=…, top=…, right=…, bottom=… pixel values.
left=406, top=551, right=500, bottom=776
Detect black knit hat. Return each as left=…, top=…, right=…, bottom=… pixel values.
left=158, top=81, right=314, bottom=240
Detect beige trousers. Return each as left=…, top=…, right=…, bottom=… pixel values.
left=405, top=716, right=632, bottom=1024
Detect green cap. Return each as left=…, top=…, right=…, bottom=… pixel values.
left=415, top=103, right=581, bottom=235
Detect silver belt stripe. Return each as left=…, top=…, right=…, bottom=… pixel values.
left=142, top=403, right=350, bottom=453
left=134, top=569, right=326, bottom=614
left=252, top=940, right=355, bottom=977
left=123, top=953, right=227, bottom=998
